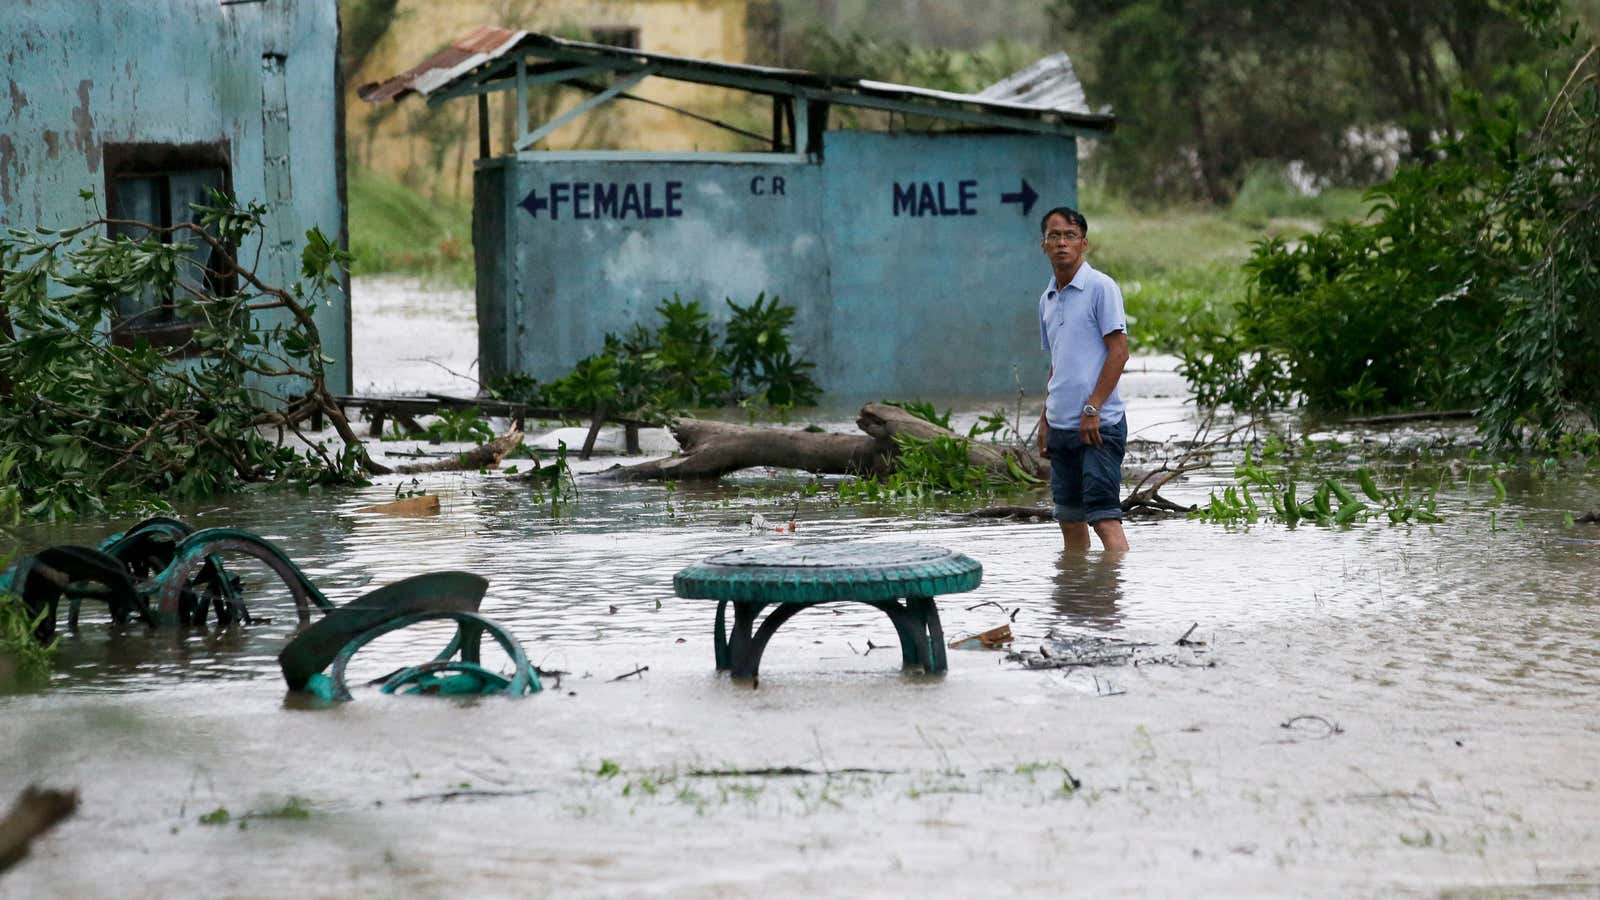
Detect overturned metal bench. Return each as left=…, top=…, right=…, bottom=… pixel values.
left=0, top=517, right=332, bottom=641
left=278, top=571, right=540, bottom=701
left=673, top=543, right=982, bottom=682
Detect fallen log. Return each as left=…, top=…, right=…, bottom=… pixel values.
left=856, top=403, right=1047, bottom=479
left=0, top=786, right=77, bottom=876
left=596, top=419, right=892, bottom=482
left=393, top=429, right=523, bottom=475
left=598, top=405, right=1053, bottom=483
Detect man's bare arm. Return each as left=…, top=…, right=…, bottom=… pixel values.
left=1079, top=332, right=1130, bottom=447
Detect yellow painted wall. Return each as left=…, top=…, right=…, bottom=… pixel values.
left=348, top=0, right=768, bottom=200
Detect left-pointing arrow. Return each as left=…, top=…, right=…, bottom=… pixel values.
left=1000, top=179, right=1038, bottom=216
left=519, top=188, right=549, bottom=218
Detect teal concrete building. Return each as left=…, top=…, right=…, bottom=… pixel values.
left=366, top=30, right=1114, bottom=401
left=0, top=1, right=350, bottom=391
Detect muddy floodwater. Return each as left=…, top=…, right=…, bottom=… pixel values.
left=3, top=278, right=1598, bottom=898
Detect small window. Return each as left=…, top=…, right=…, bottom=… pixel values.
left=102, top=143, right=235, bottom=350
left=588, top=26, right=641, bottom=50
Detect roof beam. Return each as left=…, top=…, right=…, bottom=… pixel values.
left=515, top=68, right=653, bottom=150
left=427, top=61, right=618, bottom=106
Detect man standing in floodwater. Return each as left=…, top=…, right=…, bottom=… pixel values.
left=1034, top=206, right=1131, bottom=552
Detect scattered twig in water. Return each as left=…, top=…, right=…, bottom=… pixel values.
left=864, top=640, right=883, bottom=656
left=403, top=788, right=540, bottom=804
left=966, top=600, right=1006, bottom=612
left=609, top=665, right=649, bottom=682
left=1176, top=622, right=1205, bottom=647
left=686, top=766, right=897, bottom=778
left=1280, top=715, right=1344, bottom=739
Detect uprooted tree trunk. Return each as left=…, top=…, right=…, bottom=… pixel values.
left=596, top=402, right=1043, bottom=483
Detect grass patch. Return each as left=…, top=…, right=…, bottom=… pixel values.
left=347, top=167, right=473, bottom=286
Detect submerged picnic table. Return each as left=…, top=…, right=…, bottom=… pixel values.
left=673, top=543, right=983, bottom=680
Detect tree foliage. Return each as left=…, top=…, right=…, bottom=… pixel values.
left=0, top=195, right=375, bottom=520
left=1049, top=0, right=1558, bottom=202
left=1180, top=7, right=1600, bottom=447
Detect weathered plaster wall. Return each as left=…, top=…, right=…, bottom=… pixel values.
left=0, top=0, right=349, bottom=391
left=348, top=0, right=758, bottom=198
left=480, top=130, right=1079, bottom=400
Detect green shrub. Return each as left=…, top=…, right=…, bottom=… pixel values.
left=508, top=294, right=820, bottom=419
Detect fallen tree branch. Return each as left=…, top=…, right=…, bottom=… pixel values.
left=856, top=402, right=1046, bottom=479
left=597, top=403, right=1047, bottom=483
left=392, top=429, right=523, bottom=475
left=595, top=418, right=891, bottom=482
left=0, top=786, right=78, bottom=875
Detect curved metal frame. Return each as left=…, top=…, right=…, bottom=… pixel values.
left=714, top=596, right=947, bottom=680
left=323, top=610, right=541, bottom=701
left=153, top=528, right=332, bottom=626
left=98, top=517, right=247, bottom=627
left=9, top=545, right=156, bottom=643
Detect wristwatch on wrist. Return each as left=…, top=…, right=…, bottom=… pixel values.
left=1082, top=403, right=1099, bottom=417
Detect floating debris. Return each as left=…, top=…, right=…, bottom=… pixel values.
left=948, top=623, right=1013, bottom=650
left=357, top=494, right=441, bottom=516
left=1006, top=627, right=1213, bottom=670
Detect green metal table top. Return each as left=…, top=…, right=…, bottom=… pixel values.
left=674, top=542, right=982, bottom=604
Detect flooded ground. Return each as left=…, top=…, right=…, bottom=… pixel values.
left=3, top=278, right=1598, bottom=898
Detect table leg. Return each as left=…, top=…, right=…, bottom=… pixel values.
left=736, top=604, right=804, bottom=680
left=870, top=600, right=922, bottom=667
left=713, top=600, right=731, bottom=671
left=726, top=602, right=762, bottom=677
left=908, top=597, right=947, bottom=674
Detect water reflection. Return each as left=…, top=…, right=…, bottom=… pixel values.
left=1050, top=551, right=1126, bottom=629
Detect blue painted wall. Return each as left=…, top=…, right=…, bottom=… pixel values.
left=0, top=0, right=349, bottom=392
left=481, top=129, right=1077, bottom=401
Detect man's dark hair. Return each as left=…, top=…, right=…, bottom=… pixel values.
left=1039, top=206, right=1088, bottom=236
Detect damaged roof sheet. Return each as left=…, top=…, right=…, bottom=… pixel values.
left=358, top=28, right=1113, bottom=134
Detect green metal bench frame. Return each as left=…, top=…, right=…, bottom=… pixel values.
left=675, top=544, right=982, bottom=681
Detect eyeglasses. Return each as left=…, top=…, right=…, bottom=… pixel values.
left=1042, top=230, right=1084, bottom=244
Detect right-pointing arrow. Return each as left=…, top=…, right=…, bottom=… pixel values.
left=1000, top=179, right=1038, bottom=216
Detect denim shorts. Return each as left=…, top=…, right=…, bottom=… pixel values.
left=1048, top=417, right=1127, bottom=524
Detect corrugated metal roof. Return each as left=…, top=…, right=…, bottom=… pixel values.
left=358, top=29, right=1114, bottom=134
left=358, top=26, right=527, bottom=103
left=975, top=52, right=1091, bottom=116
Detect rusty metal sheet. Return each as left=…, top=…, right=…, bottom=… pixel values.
left=357, top=28, right=1115, bottom=133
